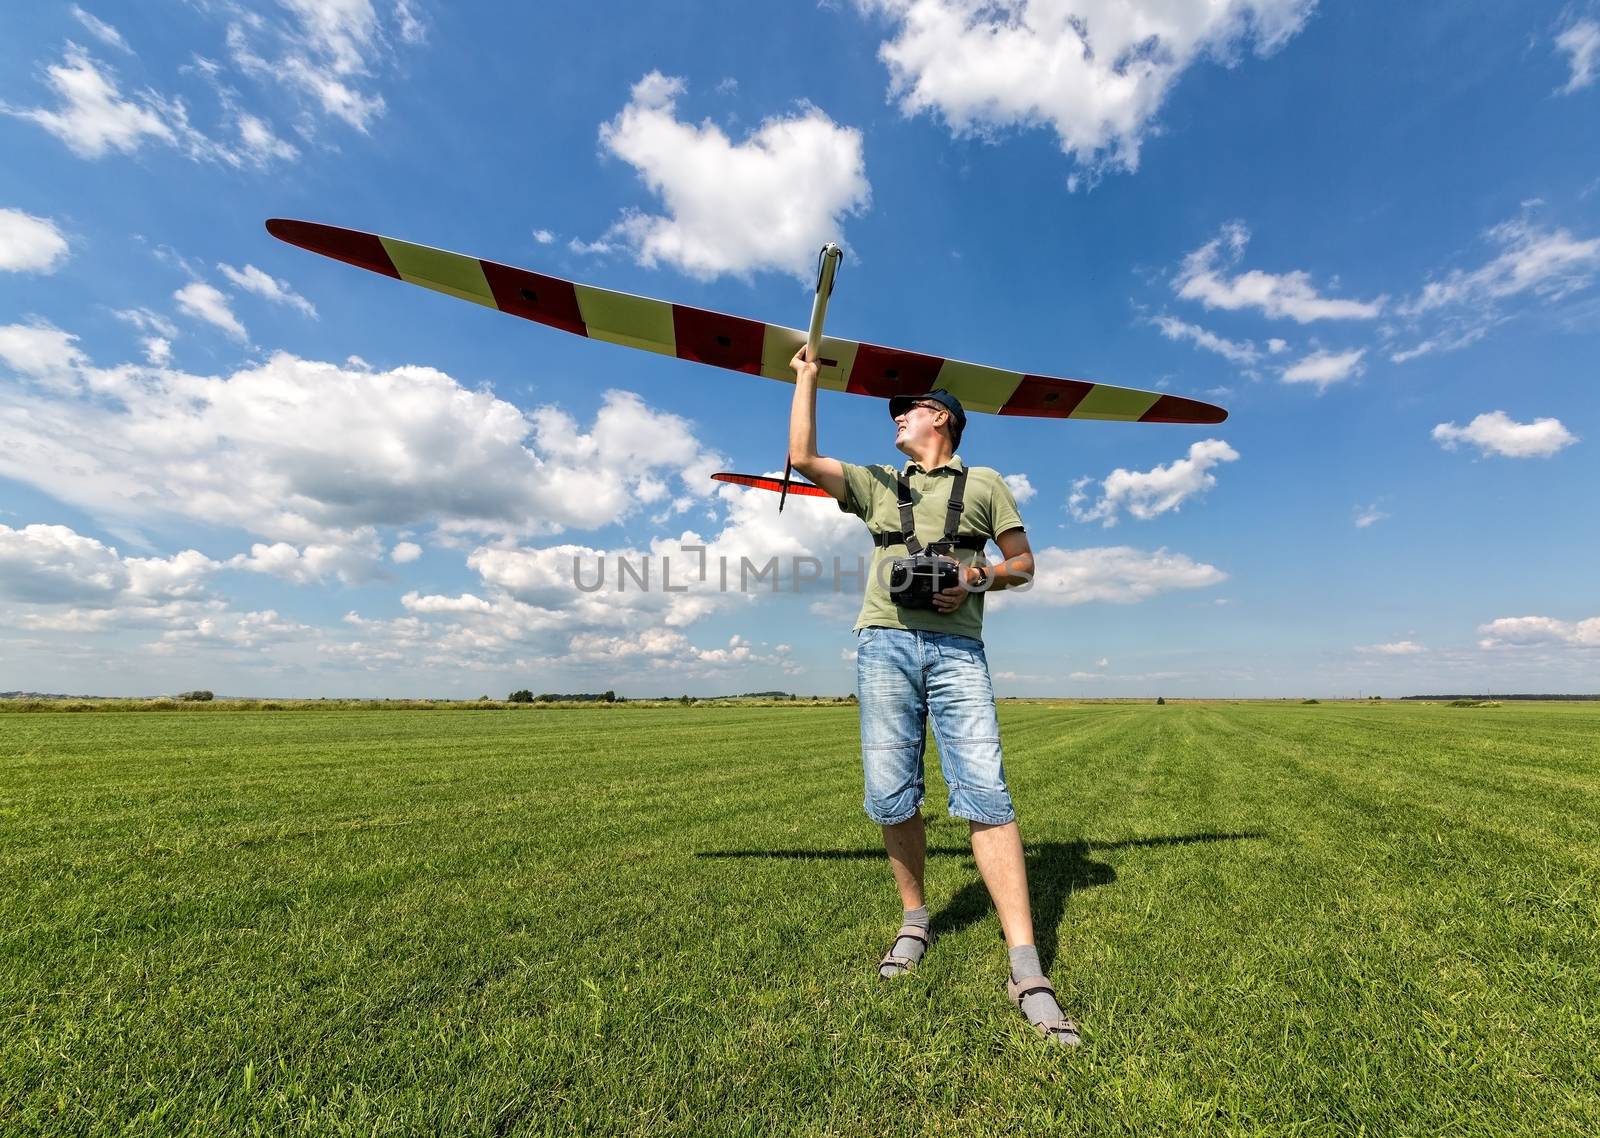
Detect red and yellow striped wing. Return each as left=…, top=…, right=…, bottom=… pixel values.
left=266, top=219, right=1227, bottom=425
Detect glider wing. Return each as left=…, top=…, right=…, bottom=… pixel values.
left=266, top=219, right=1227, bottom=425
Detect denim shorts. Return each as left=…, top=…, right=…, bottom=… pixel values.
left=854, top=626, right=1016, bottom=827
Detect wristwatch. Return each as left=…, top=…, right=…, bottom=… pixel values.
left=971, top=563, right=990, bottom=587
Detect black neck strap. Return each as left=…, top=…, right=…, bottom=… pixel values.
left=896, top=466, right=967, bottom=556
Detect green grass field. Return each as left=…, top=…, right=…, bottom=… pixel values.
left=2, top=702, right=1596, bottom=1136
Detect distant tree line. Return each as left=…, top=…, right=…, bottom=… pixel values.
left=508, top=690, right=618, bottom=703
left=0, top=693, right=863, bottom=713
left=1400, top=693, right=1600, bottom=701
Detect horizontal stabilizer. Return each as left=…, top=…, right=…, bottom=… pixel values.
left=711, top=473, right=832, bottom=498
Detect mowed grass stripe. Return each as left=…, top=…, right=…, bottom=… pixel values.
left=1042, top=705, right=1585, bottom=1135
left=1, top=704, right=1596, bottom=1136
left=1226, top=705, right=1600, bottom=863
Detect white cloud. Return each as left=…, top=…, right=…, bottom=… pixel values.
left=148, top=607, right=314, bottom=654
left=7, top=38, right=301, bottom=170
left=565, top=628, right=783, bottom=669
left=391, top=540, right=422, bottom=563
left=693, top=475, right=878, bottom=596
left=0, top=525, right=821, bottom=692
left=467, top=482, right=863, bottom=636
left=1353, top=503, right=1388, bottom=528
left=395, top=0, right=427, bottom=45
left=568, top=237, right=615, bottom=256
left=0, top=321, right=87, bottom=386
left=424, top=468, right=878, bottom=661
left=0, top=523, right=130, bottom=604
left=1266, top=338, right=1288, bottom=354
left=124, top=549, right=218, bottom=599
left=597, top=72, right=871, bottom=281
left=1281, top=347, right=1365, bottom=389
left=0, top=489, right=1230, bottom=689
left=1002, top=473, right=1036, bottom=503
left=1151, top=314, right=1260, bottom=366
left=0, top=343, right=726, bottom=548
left=1066, top=669, right=1187, bottom=682
left=1019, top=544, right=1226, bottom=605
left=113, top=307, right=178, bottom=338
left=532, top=228, right=556, bottom=245
left=279, top=0, right=382, bottom=70
left=401, top=591, right=494, bottom=615
left=233, top=113, right=299, bottom=166
left=1403, top=218, right=1600, bottom=315
left=1556, top=18, right=1600, bottom=94
left=4, top=43, right=175, bottom=158
left=225, top=0, right=426, bottom=133
left=0, top=209, right=70, bottom=273
left=0, top=523, right=224, bottom=618
left=1176, top=222, right=1386, bottom=322
left=1392, top=216, right=1600, bottom=362
left=275, top=61, right=383, bottom=133
left=862, top=0, right=1317, bottom=176
left=1355, top=641, right=1424, bottom=655
left=227, top=534, right=385, bottom=585
left=1069, top=439, right=1239, bottom=526
left=340, top=544, right=808, bottom=678
left=218, top=263, right=318, bottom=319
left=0, top=524, right=380, bottom=658
left=1387, top=326, right=1489, bottom=364
left=113, top=308, right=179, bottom=363
left=1478, top=615, right=1600, bottom=649
left=521, top=391, right=727, bottom=531
left=175, top=281, right=248, bottom=342
left=1431, top=411, right=1577, bottom=458
left=70, top=7, right=131, bottom=53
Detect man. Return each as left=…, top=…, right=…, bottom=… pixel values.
left=787, top=347, right=1080, bottom=1047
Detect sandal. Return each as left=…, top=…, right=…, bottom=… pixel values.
left=1006, top=973, right=1082, bottom=1046
left=878, top=923, right=935, bottom=978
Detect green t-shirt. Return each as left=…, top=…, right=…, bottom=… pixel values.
left=836, top=456, right=1025, bottom=643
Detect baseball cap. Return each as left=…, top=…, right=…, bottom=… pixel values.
left=889, top=389, right=967, bottom=449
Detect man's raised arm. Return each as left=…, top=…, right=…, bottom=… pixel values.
left=788, top=346, right=848, bottom=502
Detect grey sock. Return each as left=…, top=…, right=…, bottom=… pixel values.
left=1008, top=944, right=1066, bottom=1025
left=881, top=906, right=930, bottom=977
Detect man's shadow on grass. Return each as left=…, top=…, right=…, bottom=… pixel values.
left=698, top=831, right=1264, bottom=972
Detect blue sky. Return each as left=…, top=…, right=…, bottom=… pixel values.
left=1, top=0, right=1596, bottom=698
